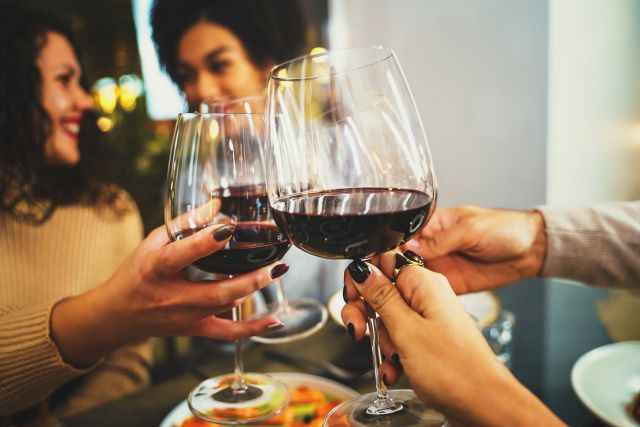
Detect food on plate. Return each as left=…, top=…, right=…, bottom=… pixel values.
left=177, top=384, right=345, bottom=426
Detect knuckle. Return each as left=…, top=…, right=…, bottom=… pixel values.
left=367, top=282, right=397, bottom=312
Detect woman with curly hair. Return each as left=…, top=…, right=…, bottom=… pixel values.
left=150, top=0, right=307, bottom=110
left=0, top=4, right=287, bottom=425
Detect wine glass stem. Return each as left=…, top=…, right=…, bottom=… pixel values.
left=275, top=278, right=292, bottom=314
left=232, top=306, right=248, bottom=391
left=367, top=312, right=390, bottom=402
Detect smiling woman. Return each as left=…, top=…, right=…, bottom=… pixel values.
left=37, top=32, right=94, bottom=166
left=0, top=5, right=123, bottom=223
left=150, top=0, right=307, bottom=110
left=0, top=4, right=287, bottom=426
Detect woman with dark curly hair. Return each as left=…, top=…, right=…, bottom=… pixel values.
left=150, top=0, right=343, bottom=307
left=150, top=0, right=307, bottom=110
left=0, top=4, right=288, bottom=425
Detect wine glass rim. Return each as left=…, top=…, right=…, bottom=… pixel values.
left=269, top=46, right=394, bottom=82
left=200, top=94, right=266, bottom=114
left=178, top=111, right=263, bottom=119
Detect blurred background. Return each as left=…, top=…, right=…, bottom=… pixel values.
left=20, top=0, right=640, bottom=424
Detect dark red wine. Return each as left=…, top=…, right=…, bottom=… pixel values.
left=271, top=188, right=434, bottom=259
left=176, top=223, right=290, bottom=275
left=214, top=185, right=270, bottom=222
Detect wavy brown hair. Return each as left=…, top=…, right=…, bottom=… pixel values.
left=0, top=2, right=127, bottom=224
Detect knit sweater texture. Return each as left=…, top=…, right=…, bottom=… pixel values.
left=0, top=191, right=153, bottom=422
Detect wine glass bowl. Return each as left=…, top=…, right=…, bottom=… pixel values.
left=266, top=47, right=443, bottom=426
left=200, top=96, right=329, bottom=345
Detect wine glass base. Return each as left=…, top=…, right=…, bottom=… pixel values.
left=323, top=389, right=447, bottom=427
left=251, top=298, right=328, bottom=344
left=188, top=372, right=289, bottom=424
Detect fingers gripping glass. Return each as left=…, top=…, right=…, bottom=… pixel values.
left=201, top=96, right=328, bottom=344
left=266, top=47, right=443, bottom=426
left=165, top=112, right=289, bottom=424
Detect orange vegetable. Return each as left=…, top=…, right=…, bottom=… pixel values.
left=289, top=385, right=326, bottom=405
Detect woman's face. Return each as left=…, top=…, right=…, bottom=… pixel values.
left=37, top=31, right=94, bottom=166
left=176, top=21, right=270, bottom=110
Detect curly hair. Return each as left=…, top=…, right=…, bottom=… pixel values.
left=0, top=2, right=126, bottom=224
left=150, top=0, right=307, bottom=85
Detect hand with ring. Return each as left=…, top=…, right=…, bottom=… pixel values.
left=340, top=250, right=563, bottom=426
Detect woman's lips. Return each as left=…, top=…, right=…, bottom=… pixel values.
left=60, top=120, right=81, bottom=140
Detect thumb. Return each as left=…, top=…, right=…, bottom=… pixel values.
left=394, top=263, right=458, bottom=319
left=413, top=222, right=477, bottom=260
left=345, top=260, right=420, bottom=334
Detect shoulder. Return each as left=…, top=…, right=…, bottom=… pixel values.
left=81, top=185, right=144, bottom=242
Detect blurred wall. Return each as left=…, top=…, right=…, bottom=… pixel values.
left=548, top=0, right=640, bottom=205
left=544, top=0, right=640, bottom=418
left=329, top=0, right=548, bottom=209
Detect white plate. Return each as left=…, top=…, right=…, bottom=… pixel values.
left=328, top=289, right=500, bottom=329
left=160, top=372, right=358, bottom=427
left=571, top=341, right=640, bottom=427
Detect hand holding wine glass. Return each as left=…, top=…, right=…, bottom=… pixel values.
left=341, top=251, right=564, bottom=426
left=51, top=222, right=283, bottom=370
left=402, top=205, right=546, bottom=294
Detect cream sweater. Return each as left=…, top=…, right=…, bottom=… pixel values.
left=0, top=193, right=153, bottom=421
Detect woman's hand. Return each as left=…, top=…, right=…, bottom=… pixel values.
left=404, top=206, right=546, bottom=294
left=51, top=223, right=287, bottom=368
left=342, top=252, right=564, bottom=426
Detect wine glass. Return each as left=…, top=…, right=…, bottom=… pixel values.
left=201, top=95, right=328, bottom=344
left=266, top=47, right=444, bottom=426
left=165, top=111, right=290, bottom=424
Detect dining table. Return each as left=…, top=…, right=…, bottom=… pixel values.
left=65, top=279, right=612, bottom=427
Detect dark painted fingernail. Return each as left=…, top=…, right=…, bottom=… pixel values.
left=348, top=260, right=371, bottom=284
left=382, top=373, right=390, bottom=386
left=270, top=263, right=289, bottom=279
left=213, top=224, right=235, bottom=241
left=267, top=321, right=284, bottom=331
left=403, top=249, right=423, bottom=264
left=347, top=323, right=356, bottom=341
left=390, top=352, right=403, bottom=370
left=342, top=286, right=348, bottom=303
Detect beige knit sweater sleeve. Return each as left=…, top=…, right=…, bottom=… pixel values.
left=0, top=192, right=151, bottom=417
left=537, top=201, right=640, bottom=289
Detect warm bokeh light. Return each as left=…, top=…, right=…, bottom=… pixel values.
left=96, top=116, right=114, bottom=132
left=94, top=77, right=118, bottom=114
left=310, top=47, right=328, bottom=64
left=118, top=74, right=144, bottom=111
left=93, top=74, right=144, bottom=114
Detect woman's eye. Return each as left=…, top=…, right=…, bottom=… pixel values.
left=209, top=61, right=230, bottom=74
left=57, top=73, right=73, bottom=84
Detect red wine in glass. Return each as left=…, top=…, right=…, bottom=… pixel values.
left=176, top=223, right=290, bottom=275
left=271, top=188, right=434, bottom=260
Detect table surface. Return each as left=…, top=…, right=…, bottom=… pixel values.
left=65, top=313, right=608, bottom=427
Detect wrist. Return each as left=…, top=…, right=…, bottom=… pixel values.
left=527, top=210, right=546, bottom=276
left=50, top=286, right=122, bottom=368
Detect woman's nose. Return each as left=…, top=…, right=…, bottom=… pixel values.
left=194, top=73, right=222, bottom=107
left=76, top=87, right=94, bottom=111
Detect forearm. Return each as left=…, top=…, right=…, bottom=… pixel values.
left=537, top=202, right=640, bottom=289
left=50, top=285, right=125, bottom=369
left=447, top=365, right=565, bottom=426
